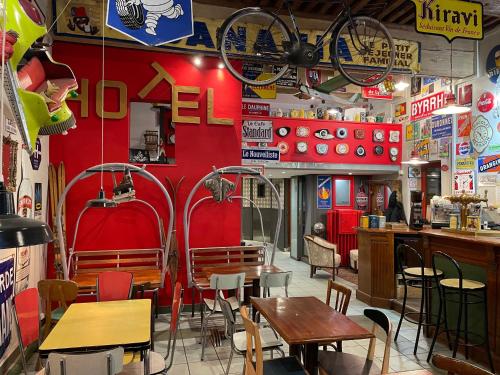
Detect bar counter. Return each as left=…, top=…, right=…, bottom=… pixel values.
left=357, top=227, right=500, bottom=367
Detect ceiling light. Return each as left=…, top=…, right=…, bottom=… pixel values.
left=86, top=189, right=117, bottom=208
left=310, top=96, right=316, bottom=100
left=281, top=171, right=286, bottom=174
left=193, top=56, right=202, bottom=67
left=432, top=92, right=471, bottom=115
left=394, top=81, right=409, bottom=91
left=348, top=172, right=353, bottom=175
left=401, top=150, right=429, bottom=165
left=327, top=108, right=339, bottom=115
left=218, top=62, right=224, bottom=69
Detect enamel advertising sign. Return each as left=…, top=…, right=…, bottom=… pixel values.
left=242, top=103, right=270, bottom=117
left=478, top=155, right=500, bottom=173
left=317, top=176, right=332, bottom=210
left=410, top=0, right=483, bottom=41
left=410, top=91, right=446, bottom=121
left=0, top=257, right=14, bottom=358
left=106, top=0, right=193, bottom=46
left=242, top=120, right=273, bottom=143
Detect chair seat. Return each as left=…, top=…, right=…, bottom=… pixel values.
left=404, top=267, right=443, bottom=277
left=203, top=296, right=239, bottom=312
left=51, top=307, right=66, bottom=321
left=440, top=278, right=485, bottom=290
left=233, top=327, right=282, bottom=352
left=262, top=356, right=307, bottom=375
left=318, top=351, right=379, bottom=375
left=120, top=351, right=165, bottom=375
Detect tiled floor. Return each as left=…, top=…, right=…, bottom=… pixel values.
left=153, top=250, right=480, bottom=375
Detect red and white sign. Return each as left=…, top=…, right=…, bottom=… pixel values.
left=457, top=112, right=472, bottom=137
left=456, top=141, right=473, bottom=156
left=410, top=91, right=446, bottom=121
left=242, top=102, right=270, bottom=116
left=477, top=92, right=495, bottom=113
left=361, top=75, right=393, bottom=100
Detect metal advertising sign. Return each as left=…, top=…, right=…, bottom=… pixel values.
left=0, top=257, right=14, bottom=358
left=242, top=147, right=280, bottom=162
left=410, top=0, right=483, bottom=41
left=486, top=45, right=500, bottom=84
left=410, top=91, right=446, bottom=121
left=242, top=120, right=273, bottom=143
left=242, top=102, right=270, bottom=117
left=431, top=115, right=453, bottom=139
left=317, top=176, right=332, bottom=210
left=478, top=154, right=500, bottom=173
left=106, top=0, right=193, bottom=46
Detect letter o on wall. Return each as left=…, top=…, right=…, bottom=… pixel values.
left=96, top=80, right=128, bottom=119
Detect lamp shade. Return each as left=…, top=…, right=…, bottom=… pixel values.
left=401, top=150, right=429, bottom=165
left=0, top=183, right=53, bottom=249
left=86, top=189, right=117, bottom=208
left=432, top=92, right=471, bottom=115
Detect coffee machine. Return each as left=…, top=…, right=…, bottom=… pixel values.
left=409, top=191, right=424, bottom=230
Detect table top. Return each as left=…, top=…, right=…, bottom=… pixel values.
left=388, top=371, right=433, bottom=375
left=251, top=297, right=374, bottom=345
left=39, top=299, right=151, bottom=355
left=202, top=264, right=283, bottom=282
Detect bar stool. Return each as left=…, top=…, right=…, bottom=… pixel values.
left=394, top=244, right=445, bottom=355
left=427, top=251, right=495, bottom=373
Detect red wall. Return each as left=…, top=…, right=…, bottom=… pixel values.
left=50, top=42, right=243, bottom=304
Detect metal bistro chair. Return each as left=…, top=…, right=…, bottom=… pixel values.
left=324, top=280, right=352, bottom=352
left=45, top=348, right=124, bottom=375
left=427, top=251, right=495, bottom=373
left=432, top=353, right=495, bottom=375
left=240, top=306, right=306, bottom=375
left=394, top=244, right=445, bottom=355
left=318, top=309, right=392, bottom=375
left=97, top=271, right=134, bottom=301
left=260, top=271, right=292, bottom=298
left=200, top=273, right=245, bottom=361
left=218, top=295, right=284, bottom=375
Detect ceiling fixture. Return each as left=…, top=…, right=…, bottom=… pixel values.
left=327, top=108, right=339, bottom=115
left=86, top=189, right=117, bottom=208
left=401, top=150, right=429, bottom=165
left=0, top=6, right=53, bottom=249
left=394, top=81, right=409, bottom=91
left=432, top=41, right=471, bottom=116
left=217, top=62, right=224, bottom=69
left=193, top=56, right=202, bottom=67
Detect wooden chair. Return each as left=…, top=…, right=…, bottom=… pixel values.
left=240, top=306, right=307, bottom=375
left=318, top=309, right=392, bottom=375
left=97, top=271, right=133, bottom=301
left=432, top=354, right=494, bottom=375
left=38, top=279, right=78, bottom=339
left=324, top=280, right=352, bottom=351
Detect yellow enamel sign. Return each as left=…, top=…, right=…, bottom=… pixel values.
left=411, top=0, right=483, bottom=41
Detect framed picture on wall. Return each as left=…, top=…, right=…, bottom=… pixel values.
left=408, top=166, right=421, bottom=178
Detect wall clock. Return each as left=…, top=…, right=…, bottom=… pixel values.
left=316, top=143, right=328, bottom=155
left=470, top=115, right=493, bottom=154
left=373, top=129, right=384, bottom=142
left=296, top=141, right=308, bottom=153
left=336, top=143, right=349, bottom=155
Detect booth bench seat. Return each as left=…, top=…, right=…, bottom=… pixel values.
left=72, top=269, right=162, bottom=293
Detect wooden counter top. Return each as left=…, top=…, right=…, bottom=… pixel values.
left=357, top=227, right=418, bottom=234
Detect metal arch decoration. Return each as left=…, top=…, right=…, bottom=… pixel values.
left=56, top=163, right=174, bottom=283
left=183, top=166, right=282, bottom=288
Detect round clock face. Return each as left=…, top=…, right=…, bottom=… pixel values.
left=296, top=142, right=308, bottom=153
left=277, top=127, right=291, bottom=137
left=277, top=141, right=289, bottom=154
left=336, top=143, right=349, bottom=155
left=316, top=143, right=328, bottom=155
left=374, top=145, right=384, bottom=155
left=296, top=127, right=310, bottom=137
left=355, top=145, right=366, bottom=157
left=390, top=147, right=398, bottom=156
left=471, top=115, right=493, bottom=153
left=336, top=128, right=348, bottom=139
left=373, top=130, right=384, bottom=142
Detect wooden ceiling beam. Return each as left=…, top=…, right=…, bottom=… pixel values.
left=484, top=17, right=500, bottom=30
left=385, top=4, right=414, bottom=23
left=399, top=12, right=415, bottom=25
left=375, top=0, right=406, bottom=20
left=351, top=0, right=371, bottom=14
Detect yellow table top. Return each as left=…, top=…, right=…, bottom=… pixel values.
left=39, top=299, right=151, bottom=355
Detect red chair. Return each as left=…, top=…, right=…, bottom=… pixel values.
left=13, top=288, right=41, bottom=374
left=96, top=271, right=133, bottom=301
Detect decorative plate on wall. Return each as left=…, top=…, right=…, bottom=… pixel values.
left=276, top=127, right=291, bottom=137
left=374, top=145, right=384, bottom=155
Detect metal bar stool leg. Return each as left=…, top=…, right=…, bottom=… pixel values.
left=464, top=293, right=469, bottom=359
left=191, top=287, right=195, bottom=317
left=394, top=282, right=408, bottom=341
left=427, top=286, right=443, bottom=362
left=414, top=278, right=426, bottom=354
left=452, top=289, right=464, bottom=359
left=483, top=289, right=495, bottom=374
left=441, top=287, right=452, bottom=350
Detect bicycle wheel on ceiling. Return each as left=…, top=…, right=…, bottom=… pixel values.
left=218, top=8, right=293, bottom=87
left=330, top=16, right=395, bottom=87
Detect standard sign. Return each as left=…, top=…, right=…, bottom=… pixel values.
left=242, top=120, right=273, bottom=143
left=410, top=0, right=483, bottom=41
left=410, top=91, right=446, bottom=121
left=242, top=147, right=280, bottom=162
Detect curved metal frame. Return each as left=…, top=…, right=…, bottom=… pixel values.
left=183, top=166, right=282, bottom=287
left=56, top=163, right=174, bottom=282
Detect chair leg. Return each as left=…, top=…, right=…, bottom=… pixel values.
left=442, top=288, right=452, bottom=350
left=191, top=288, right=195, bottom=317
left=394, top=282, right=407, bottom=341
left=154, top=289, right=159, bottom=318
left=414, top=279, right=426, bottom=355
left=200, top=309, right=210, bottom=361
left=225, top=348, right=234, bottom=375
left=464, top=293, right=469, bottom=359
left=452, top=290, right=464, bottom=359
left=310, top=265, right=314, bottom=278
left=483, top=290, right=495, bottom=374
left=427, top=286, right=443, bottom=362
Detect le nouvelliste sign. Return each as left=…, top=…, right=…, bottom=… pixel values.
left=410, top=0, right=483, bottom=41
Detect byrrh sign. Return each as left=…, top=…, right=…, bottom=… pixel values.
left=410, top=0, right=483, bottom=41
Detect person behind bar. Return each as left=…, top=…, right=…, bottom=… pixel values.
left=384, top=191, right=407, bottom=224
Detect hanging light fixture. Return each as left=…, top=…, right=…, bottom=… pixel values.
left=401, top=150, right=429, bottom=165
left=432, top=41, right=471, bottom=116
left=0, top=4, right=53, bottom=249
left=86, top=189, right=117, bottom=208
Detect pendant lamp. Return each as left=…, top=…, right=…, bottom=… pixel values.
left=0, top=8, right=53, bottom=249
left=401, top=150, right=429, bottom=166
left=86, top=189, right=117, bottom=208
left=432, top=41, right=471, bottom=116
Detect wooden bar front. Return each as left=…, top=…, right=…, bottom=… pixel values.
left=357, top=227, right=500, bottom=368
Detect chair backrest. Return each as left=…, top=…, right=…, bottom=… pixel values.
left=46, top=348, right=124, bottom=375
left=209, top=272, right=246, bottom=291
left=260, top=271, right=292, bottom=297
left=165, top=281, right=184, bottom=371
left=240, top=306, right=264, bottom=375
left=396, top=244, right=424, bottom=282
left=432, top=354, right=494, bottom=375
left=364, top=309, right=392, bottom=374
left=432, top=251, right=463, bottom=287
left=325, top=280, right=351, bottom=315
left=97, top=271, right=133, bottom=302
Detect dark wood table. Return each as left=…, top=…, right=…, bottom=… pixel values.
left=251, top=296, right=374, bottom=375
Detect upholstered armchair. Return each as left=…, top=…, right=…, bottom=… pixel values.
left=304, top=235, right=341, bottom=278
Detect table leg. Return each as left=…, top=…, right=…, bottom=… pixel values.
left=144, top=350, right=150, bottom=375
left=303, top=343, right=319, bottom=375
left=289, top=344, right=302, bottom=361
left=251, top=279, right=261, bottom=321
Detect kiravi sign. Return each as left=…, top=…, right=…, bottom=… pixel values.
left=410, top=0, right=483, bottom=41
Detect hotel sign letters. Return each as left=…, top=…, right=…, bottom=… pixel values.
left=411, top=0, right=483, bottom=41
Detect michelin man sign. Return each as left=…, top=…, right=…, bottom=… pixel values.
left=107, top=0, right=193, bottom=46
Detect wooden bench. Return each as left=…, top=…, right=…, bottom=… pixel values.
left=70, top=249, right=163, bottom=294
left=189, top=245, right=265, bottom=315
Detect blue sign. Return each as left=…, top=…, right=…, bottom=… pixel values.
left=0, top=258, right=14, bottom=358
left=431, top=115, right=453, bottom=139
left=242, top=147, right=280, bottom=162
left=106, top=0, right=193, bottom=46
left=317, top=176, right=332, bottom=210
left=30, top=138, right=42, bottom=170
left=486, top=45, right=500, bottom=84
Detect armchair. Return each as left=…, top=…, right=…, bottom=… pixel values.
left=304, top=235, right=341, bottom=278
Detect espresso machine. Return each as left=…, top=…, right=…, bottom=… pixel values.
left=409, top=191, right=424, bottom=230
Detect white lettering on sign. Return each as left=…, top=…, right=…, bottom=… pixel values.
left=242, top=120, right=273, bottom=143
left=410, top=91, right=446, bottom=121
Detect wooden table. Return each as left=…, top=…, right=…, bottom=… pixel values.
left=251, top=296, right=374, bottom=375
left=40, top=299, right=152, bottom=374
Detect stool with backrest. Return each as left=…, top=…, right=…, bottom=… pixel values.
left=218, top=295, right=284, bottom=375
left=324, top=280, right=351, bottom=352
left=200, top=272, right=245, bottom=361
left=13, top=288, right=42, bottom=375
left=432, top=354, right=494, bottom=375
left=46, top=348, right=124, bottom=375
left=97, top=271, right=133, bottom=302
left=38, top=279, right=78, bottom=339
left=394, top=244, right=445, bottom=355
left=240, top=306, right=306, bottom=375
left=427, top=251, right=495, bottom=373
left=318, top=309, right=392, bottom=375
left=260, top=271, right=292, bottom=298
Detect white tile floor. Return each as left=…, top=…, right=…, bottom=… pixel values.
left=152, top=250, right=479, bottom=375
